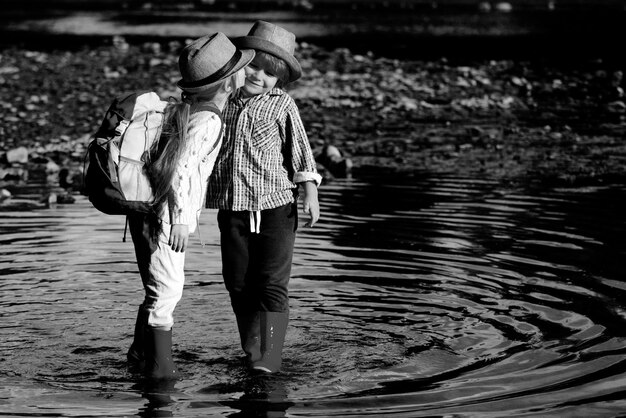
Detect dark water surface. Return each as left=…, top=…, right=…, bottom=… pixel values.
left=2, top=175, right=626, bottom=416
left=3, top=7, right=626, bottom=63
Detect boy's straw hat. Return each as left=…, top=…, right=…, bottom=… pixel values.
left=234, top=20, right=302, bottom=82
left=177, top=32, right=255, bottom=93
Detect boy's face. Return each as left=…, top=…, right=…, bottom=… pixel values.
left=241, top=59, right=279, bottom=97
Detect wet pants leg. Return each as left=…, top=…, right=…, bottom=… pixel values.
left=128, top=215, right=183, bottom=379
left=218, top=203, right=297, bottom=371
left=128, top=216, right=185, bottom=330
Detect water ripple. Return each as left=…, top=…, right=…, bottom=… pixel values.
left=1, top=176, right=626, bottom=416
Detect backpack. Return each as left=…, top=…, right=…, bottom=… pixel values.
left=84, top=91, right=168, bottom=216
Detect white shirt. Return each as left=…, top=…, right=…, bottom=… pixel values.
left=167, top=109, right=222, bottom=233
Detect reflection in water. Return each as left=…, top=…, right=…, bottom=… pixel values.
left=219, top=375, right=293, bottom=418
left=1, top=175, right=626, bottom=416
left=135, top=380, right=177, bottom=418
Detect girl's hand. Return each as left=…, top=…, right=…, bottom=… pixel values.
left=301, top=181, right=320, bottom=228
left=169, top=224, right=190, bottom=252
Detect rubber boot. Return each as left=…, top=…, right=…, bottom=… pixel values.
left=144, top=326, right=180, bottom=380
left=252, top=311, right=289, bottom=373
left=235, top=311, right=261, bottom=366
left=127, top=306, right=148, bottom=368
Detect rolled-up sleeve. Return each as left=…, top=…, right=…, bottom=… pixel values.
left=283, top=100, right=322, bottom=187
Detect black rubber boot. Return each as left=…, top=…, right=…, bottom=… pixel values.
left=252, top=311, right=289, bottom=373
left=144, top=327, right=180, bottom=380
left=235, top=311, right=261, bottom=367
left=127, top=306, right=148, bottom=368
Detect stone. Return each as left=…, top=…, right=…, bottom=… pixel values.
left=6, top=146, right=28, bottom=164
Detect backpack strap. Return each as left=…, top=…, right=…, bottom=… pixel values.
left=194, top=103, right=225, bottom=152
left=95, top=91, right=152, bottom=139
left=123, top=216, right=129, bottom=242
left=196, top=102, right=222, bottom=117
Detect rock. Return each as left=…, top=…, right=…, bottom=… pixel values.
left=478, top=2, right=491, bottom=13
left=606, top=101, right=626, bottom=113
left=41, top=193, right=57, bottom=206
left=315, top=144, right=353, bottom=179
left=1, top=167, right=28, bottom=181
left=0, top=198, right=47, bottom=211
left=57, top=193, right=76, bottom=204
left=495, top=2, right=513, bottom=13
left=59, top=168, right=74, bottom=189
left=0, top=189, right=10, bottom=201
left=6, top=146, right=28, bottom=164
left=45, top=160, right=61, bottom=174
left=324, top=145, right=342, bottom=161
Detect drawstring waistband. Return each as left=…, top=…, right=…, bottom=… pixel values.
left=249, top=210, right=261, bottom=234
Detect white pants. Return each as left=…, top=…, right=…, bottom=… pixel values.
left=128, top=216, right=185, bottom=329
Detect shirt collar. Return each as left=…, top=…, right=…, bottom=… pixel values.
left=232, top=88, right=284, bottom=107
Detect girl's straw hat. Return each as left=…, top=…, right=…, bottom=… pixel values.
left=177, top=32, right=255, bottom=93
left=233, top=21, right=302, bottom=82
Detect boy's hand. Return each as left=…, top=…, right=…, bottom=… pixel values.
left=301, top=181, right=320, bottom=228
left=169, top=224, right=189, bottom=252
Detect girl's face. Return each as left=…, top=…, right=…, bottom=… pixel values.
left=241, top=59, right=279, bottom=97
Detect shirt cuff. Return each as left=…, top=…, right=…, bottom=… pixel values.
left=294, top=171, right=323, bottom=187
left=170, top=209, right=191, bottom=226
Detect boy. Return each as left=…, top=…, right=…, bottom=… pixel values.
left=206, top=21, right=322, bottom=373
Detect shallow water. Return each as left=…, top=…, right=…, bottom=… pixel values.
left=2, top=175, right=626, bottom=417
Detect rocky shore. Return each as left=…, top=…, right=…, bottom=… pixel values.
left=1, top=34, right=626, bottom=208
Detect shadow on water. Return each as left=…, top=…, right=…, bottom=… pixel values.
left=1, top=174, right=626, bottom=416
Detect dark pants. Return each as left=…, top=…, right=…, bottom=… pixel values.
left=128, top=214, right=158, bottom=289
left=218, top=203, right=297, bottom=313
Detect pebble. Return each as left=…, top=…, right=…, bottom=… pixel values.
left=6, top=146, right=28, bottom=164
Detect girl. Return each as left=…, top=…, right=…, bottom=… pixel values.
left=126, top=33, right=254, bottom=380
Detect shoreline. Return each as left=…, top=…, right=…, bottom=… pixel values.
left=1, top=15, right=626, bottom=209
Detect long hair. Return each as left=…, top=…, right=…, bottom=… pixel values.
left=148, top=97, right=188, bottom=216
left=144, top=76, right=235, bottom=237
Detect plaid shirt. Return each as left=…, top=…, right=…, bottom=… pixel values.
left=206, top=88, right=321, bottom=211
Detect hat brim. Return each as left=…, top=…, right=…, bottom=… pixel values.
left=233, top=36, right=302, bottom=82
left=177, top=49, right=256, bottom=93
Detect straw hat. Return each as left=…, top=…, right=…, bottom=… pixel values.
left=177, top=32, right=255, bottom=93
left=233, top=21, right=302, bottom=82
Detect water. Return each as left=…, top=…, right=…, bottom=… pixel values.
left=2, top=175, right=626, bottom=417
